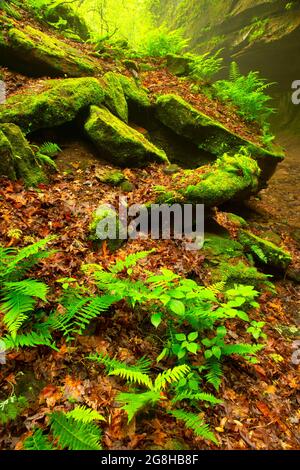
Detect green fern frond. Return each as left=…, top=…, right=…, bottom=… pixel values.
left=0, top=395, right=27, bottom=424
left=38, top=142, right=61, bottom=157
left=109, top=369, right=153, bottom=388
left=2, top=329, right=54, bottom=350
left=3, top=280, right=48, bottom=301
left=88, top=353, right=151, bottom=375
left=50, top=412, right=102, bottom=450
left=229, top=61, right=241, bottom=81
left=23, top=428, right=54, bottom=450
left=36, top=153, right=57, bottom=170
left=172, top=391, right=223, bottom=406
left=116, top=391, right=161, bottom=423
left=205, top=358, right=223, bottom=391
left=223, top=343, right=264, bottom=356
left=169, top=409, right=219, bottom=445
left=109, top=250, right=154, bottom=274
left=66, top=406, right=105, bottom=423
left=153, top=365, right=190, bottom=391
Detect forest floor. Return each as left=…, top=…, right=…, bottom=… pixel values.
left=0, top=12, right=299, bottom=450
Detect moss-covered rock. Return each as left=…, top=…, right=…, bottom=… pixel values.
left=44, top=2, right=90, bottom=41
left=0, top=20, right=99, bottom=77
left=0, top=123, right=45, bottom=186
left=103, top=72, right=128, bottom=122
left=84, top=105, right=169, bottom=167
left=156, top=153, right=260, bottom=206
left=0, top=78, right=105, bottom=134
left=89, top=205, right=125, bottom=251
left=96, top=169, right=126, bottom=186
left=155, top=94, right=284, bottom=184
left=238, top=229, right=292, bottom=270
left=166, top=54, right=192, bottom=76
left=211, top=260, right=271, bottom=288
left=117, top=74, right=151, bottom=114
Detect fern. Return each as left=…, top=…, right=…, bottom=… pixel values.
left=1, top=280, right=48, bottom=337
left=66, top=405, right=105, bottom=423
left=24, top=428, right=54, bottom=450
left=50, top=412, right=102, bottom=450
left=48, top=294, right=117, bottom=339
left=0, top=395, right=27, bottom=424
left=204, top=358, right=223, bottom=391
left=169, top=409, right=219, bottom=445
left=117, top=391, right=161, bottom=423
left=2, top=329, right=54, bottom=350
left=38, top=142, right=61, bottom=157
left=154, top=365, right=191, bottom=391
left=109, top=250, right=154, bottom=274
left=36, top=152, right=57, bottom=170
left=229, top=61, right=241, bottom=82
left=222, top=343, right=264, bottom=356
left=172, top=391, right=223, bottom=406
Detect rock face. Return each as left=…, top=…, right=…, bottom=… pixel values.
left=0, top=78, right=105, bottom=134
left=154, top=0, right=300, bottom=132
left=0, top=17, right=99, bottom=77
left=0, top=123, right=45, bottom=186
left=156, top=153, right=260, bottom=206
left=84, top=106, right=168, bottom=167
left=156, top=94, right=283, bottom=184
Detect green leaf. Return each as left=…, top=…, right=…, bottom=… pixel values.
left=151, top=313, right=162, bottom=329
left=187, top=342, right=198, bottom=354
left=156, top=347, right=169, bottom=363
left=204, top=350, right=213, bottom=360
left=188, top=332, right=198, bottom=342
left=212, top=346, right=221, bottom=359
left=168, top=299, right=185, bottom=316
left=175, top=333, right=186, bottom=342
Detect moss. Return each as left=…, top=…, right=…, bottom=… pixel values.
left=0, top=123, right=46, bottom=186
left=155, top=94, right=283, bottom=184
left=117, top=74, right=151, bottom=110
left=203, top=234, right=244, bottom=258
left=238, top=229, right=292, bottom=270
left=0, top=128, right=16, bottom=180
left=89, top=205, right=125, bottom=252
left=45, top=2, right=89, bottom=41
left=211, top=260, right=271, bottom=287
left=166, top=54, right=192, bottom=76
left=0, top=78, right=105, bottom=134
left=84, top=105, right=169, bottom=167
left=103, top=72, right=128, bottom=122
left=226, top=212, right=248, bottom=228
left=96, top=169, right=126, bottom=186
left=0, top=22, right=99, bottom=77
left=120, top=180, right=134, bottom=192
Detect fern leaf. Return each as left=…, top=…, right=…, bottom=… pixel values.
left=153, top=365, right=190, bottom=391
left=50, top=412, right=102, bottom=450
left=36, top=153, right=57, bottom=170
left=38, top=142, right=61, bottom=157
left=23, top=428, right=54, bottom=450
left=2, top=329, right=54, bottom=350
left=117, top=391, right=161, bottom=422
left=66, top=406, right=105, bottom=423
left=169, top=409, right=219, bottom=445
left=88, top=353, right=151, bottom=374
left=109, top=250, right=154, bottom=274
left=229, top=61, right=241, bottom=81
left=1, top=293, right=36, bottom=336
left=172, top=391, right=223, bottom=406
left=205, top=358, right=223, bottom=391
left=109, top=369, right=153, bottom=388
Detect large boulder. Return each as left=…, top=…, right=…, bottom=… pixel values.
left=0, top=17, right=99, bottom=77
left=155, top=152, right=260, bottom=206
left=156, top=94, right=284, bottom=184
left=44, top=2, right=90, bottom=41
left=0, top=123, right=45, bottom=186
left=84, top=105, right=168, bottom=167
left=0, top=77, right=105, bottom=134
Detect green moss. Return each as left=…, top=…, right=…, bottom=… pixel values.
left=238, top=229, right=292, bottom=270
left=117, top=74, right=151, bottom=109
left=203, top=234, right=244, bottom=258
left=1, top=22, right=99, bottom=77
left=89, top=205, right=125, bottom=252
left=84, top=105, right=168, bottom=167
left=0, top=128, right=16, bottom=180
left=97, top=169, right=126, bottom=186
left=0, top=78, right=105, bottom=134
left=103, top=72, right=128, bottom=122
left=155, top=94, right=283, bottom=184
left=120, top=180, right=134, bottom=192
left=211, top=260, right=271, bottom=288
left=226, top=212, right=248, bottom=228
left=0, top=123, right=46, bottom=186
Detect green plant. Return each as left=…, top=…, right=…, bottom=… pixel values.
left=189, top=50, right=223, bottom=82
left=214, top=63, right=275, bottom=123
left=137, top=25, right=189, bottom=57
left=247, top=321, right=267, bottom=341
left=0, top=395, right=27, bottom=424
left=23, top=407, right=103, bottom=450
left=89, top=354, right=219, bottom=444
left=0, top=237, right=56, bottom=349
left=38, top=142, right=61, bottom=158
